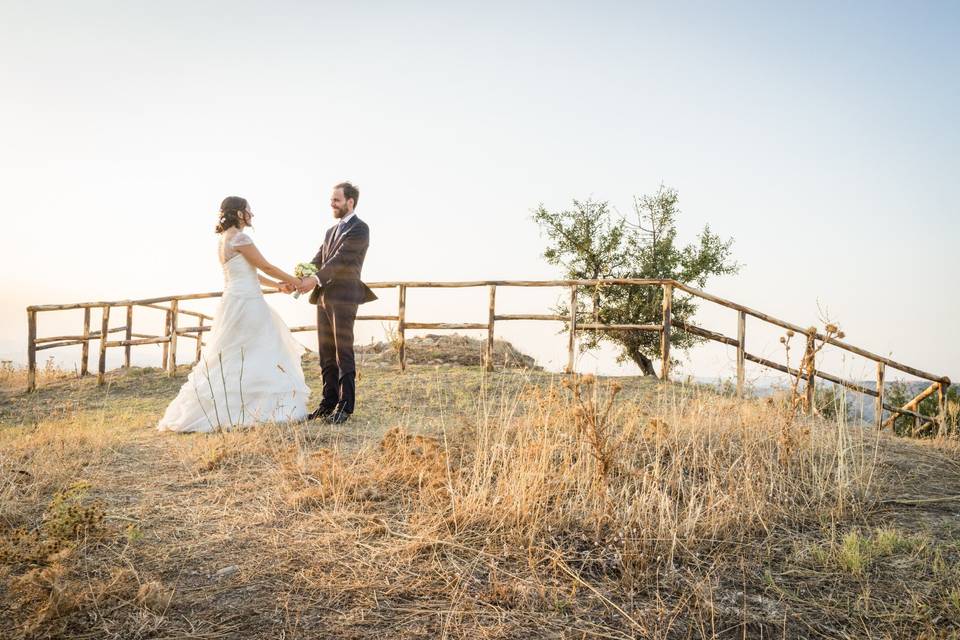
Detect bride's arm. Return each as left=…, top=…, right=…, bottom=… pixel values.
left=234, top=243, right=300, bottom=287
left=257, top=275, right=284, bottom=290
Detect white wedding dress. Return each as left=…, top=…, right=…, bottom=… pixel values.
left=157, top=231, right=309, bottom=432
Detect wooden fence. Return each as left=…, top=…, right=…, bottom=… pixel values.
left=25, top=279, right=952, bottom=434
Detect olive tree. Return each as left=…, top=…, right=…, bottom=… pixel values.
left=533, top=185, right=739, bottom=375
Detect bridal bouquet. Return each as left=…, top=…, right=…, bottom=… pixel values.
left=292, top=262, right=318, bottom=299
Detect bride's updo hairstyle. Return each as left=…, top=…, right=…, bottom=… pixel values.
left=216, top=196, right=250, bottom=234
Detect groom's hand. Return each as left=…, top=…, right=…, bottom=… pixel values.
left=296, top=277, right=315, bottom=294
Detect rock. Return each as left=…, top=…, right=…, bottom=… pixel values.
left=357, top=334, right=539, bottom=370
left=214, top=565, right=239, bottom=580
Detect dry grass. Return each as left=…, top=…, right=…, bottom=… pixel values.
left=2, top=362, right=960, bottom=638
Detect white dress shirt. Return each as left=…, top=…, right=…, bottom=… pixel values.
left=335, top=211, right=356, bottom=231
left=311, top=212, right=356, bottom=288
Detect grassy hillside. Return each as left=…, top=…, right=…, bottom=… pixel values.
left=2, top=358, right=960, bottom=639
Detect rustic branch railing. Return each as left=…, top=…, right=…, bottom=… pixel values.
left=25, top=279, right=952, bottom=434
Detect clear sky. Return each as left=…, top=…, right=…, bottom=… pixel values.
left=1, top=1, right=957, bottom=385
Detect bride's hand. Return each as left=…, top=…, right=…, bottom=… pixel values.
left=296, top=277, right=315, bottom=294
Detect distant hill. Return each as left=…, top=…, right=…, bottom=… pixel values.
left=741, top=379, right=955, bottom=424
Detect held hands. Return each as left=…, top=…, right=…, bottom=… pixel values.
left=276, top=278, right=315, bottom=296
left=296, top=277, right=315, bottom=294
left=291, top=262, right=319, bottom=297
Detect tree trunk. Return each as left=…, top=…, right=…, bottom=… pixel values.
left=630, top=349, right=658, bottom=377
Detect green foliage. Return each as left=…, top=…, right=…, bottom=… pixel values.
left=533, top=185, right=739, bottom=375
left=884, top=381, right=959, bottom=436
left=803, top=527, right=930, bottom=578
left=815, top=384, right=852, bottom=421
left=839, top=531, right=868, bottom=575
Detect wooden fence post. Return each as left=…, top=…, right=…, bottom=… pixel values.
left=736, top=310, right=746, bottom=396
left=660, top=284, right=673, bottom=381
left=161, top=309, right=171, bottom=369
left=124, top=305, right=133, bottom=368
left=804, top=332, right=816, bottom=414
left=566, top=285, right=577, bottom=374
left=167, top=299, right=178, bottom=375
left=97, top=306, right=110, bottom=386
left=875, top=362, right=885, bottom=428
left=26, top=310, right=37, bottom=392
left=397, top=285, right=406, bottom=372
left=80, top=308, right=91, bottom=376
left=486, top=285, right=496, bottom=372
left=939, top=381, right=949, bottom=436
left=593, top=285, right=600, bottom=323
left=194, top=316, right=204, bottom=365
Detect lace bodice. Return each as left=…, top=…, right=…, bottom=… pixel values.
left=218, top=231, right=260, bottom=298
left=219, top=230, right=254, bottom=264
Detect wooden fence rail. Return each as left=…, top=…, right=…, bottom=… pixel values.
left=25, top=279, right=952, bottom=434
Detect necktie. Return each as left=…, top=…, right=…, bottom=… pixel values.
left=333, top=221, right=346, bottom=244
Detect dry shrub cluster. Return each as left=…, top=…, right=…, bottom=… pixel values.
left=0, top=480, right=173, bottom=638
left=0, top=359, right=75, bottom=389
left=0, top=415, right=116, bottom=527
left=0, top=411, right=175, bottom=638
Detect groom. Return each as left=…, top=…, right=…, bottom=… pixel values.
left=297, top=181, right=377, bottom=424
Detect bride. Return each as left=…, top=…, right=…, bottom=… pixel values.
left=158, top=196, right=309, bottom=432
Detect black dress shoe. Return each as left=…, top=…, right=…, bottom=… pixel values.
left=308, top=403, right=337, bottom=421
left=324, top=410, right=351, bottom=425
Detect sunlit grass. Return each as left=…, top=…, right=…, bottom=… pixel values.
left=2, top=359, right=960, bottom=638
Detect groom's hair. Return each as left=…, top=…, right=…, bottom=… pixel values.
left=335, top=182, right=359, bottom=208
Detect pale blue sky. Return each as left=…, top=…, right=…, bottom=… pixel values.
left=1, top=1, right=957, bottom=383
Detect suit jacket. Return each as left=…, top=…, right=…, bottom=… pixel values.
left=308, top=215, right=377, bottom=305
